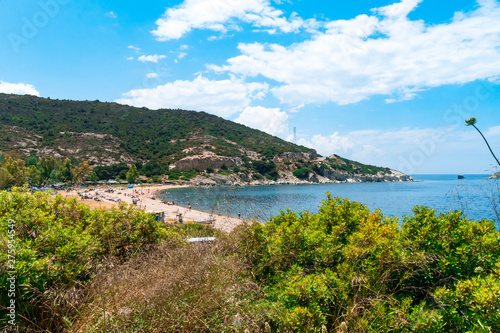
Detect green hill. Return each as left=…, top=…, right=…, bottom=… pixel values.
left=0, top=93, right=411, bottom=185
left=0, top=93, right=313, bottom=165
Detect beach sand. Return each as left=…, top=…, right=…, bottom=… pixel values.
left=63, top=185, right=245, bottom=233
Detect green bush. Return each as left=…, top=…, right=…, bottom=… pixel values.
left=0, top=188, right=174, bottom=330
left=238, top=194, right=500, bottom=332
left=293, top=168, right=310, bottom=179
left=2, top=188, right=499, bottom=332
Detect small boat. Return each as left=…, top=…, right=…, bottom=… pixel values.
left=457, top=174, right=464, bottom=179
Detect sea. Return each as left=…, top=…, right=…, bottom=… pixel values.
left=159, top=174, right=500, bottom=227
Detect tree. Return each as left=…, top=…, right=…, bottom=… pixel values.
left=88, top=171, right=99, bottom=183
left=38, top=156, right=59, bottom=185
left=60, top=158, right=73, bottom=183
left=26, top=154, right=38, bottom=167
left=0, top=167, right=12, bottom=189
left=3, top=156, right=26, bottom=187
left=72, top=161, right=91, bottom=185
left=26, top=165, right=41, bottom=186
left=126, top=164, right=139, bottom=183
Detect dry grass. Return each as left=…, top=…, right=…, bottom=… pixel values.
left=70, top=230, right=270, bottom=333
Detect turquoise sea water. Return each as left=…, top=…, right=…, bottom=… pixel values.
left=159, top=175, right=499, bottom=226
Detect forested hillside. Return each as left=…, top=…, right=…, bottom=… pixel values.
left=0, top=93, right=412, bottom=185
left=0, top=93, right=312, bottom=164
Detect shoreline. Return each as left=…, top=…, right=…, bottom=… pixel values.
left=63, top=184, right=245, bottom=233
left=59, top=175, right=418, bottom=231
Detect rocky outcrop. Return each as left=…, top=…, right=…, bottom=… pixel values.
left=319, top=169, right=412, bottom=183
left=185, top=168, right=412, bottom=186
left=490, top=172, right=500, bottom=179
left=187, top=175, right=246, bottom=186
left=273, top=152, right=318, bottom=164
left=172, top=154, right=244, bottom=171
left=175, top=151, right=412, bottom=186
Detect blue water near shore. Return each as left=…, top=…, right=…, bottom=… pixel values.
left=159, top=174, right=499, bottom=226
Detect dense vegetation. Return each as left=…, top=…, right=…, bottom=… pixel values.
left=0, top=151, right=288, bottom=186
left=0, top=93, right=313, bottom=164
left=0, top=152, right=92, bottom=188
left=328, top=155, right=390, bottom=175
left=1, top=190, right=498, bottom=332
left=0, top=94, right=401, bottom=184
left=0, top=188, right=172, bottom=330
left=241, top=195, right=500, bottom=331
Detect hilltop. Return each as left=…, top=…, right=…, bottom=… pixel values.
left=0, top=93, right=411, bottom=184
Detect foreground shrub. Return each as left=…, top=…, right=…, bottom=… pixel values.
left=239, top=194, right=500, bottom=332
left=0, top=188, right=172, bottom=331
left=2, top=190, right=498, bottom=332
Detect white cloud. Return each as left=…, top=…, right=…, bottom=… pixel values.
left=146, top=73, right=159, bottom=78
left=296, top=132, right=355, bottom=156
left=296, top=126, right=456, bottom=169
left=106, top=11, right=117, bottom=19
left=151, top=0, right=316, bottom=40
left=375, top=0, right=423, bottom=19
left=293, top=124, right=500, bottom=173
left=138, top=54, right=166, bottom=63
left=0, top=81, right=39, bottom=96
left=215, top=0, right=500, bottom=106
left=116, top=75, right=268, bottom=117
left=485, top=126, right=500, bottom=137
left=128, top=45, right=141, bottom=52
left=126, top=56, right=134, bottom=61
left=235, top=106, right=288, bottom=136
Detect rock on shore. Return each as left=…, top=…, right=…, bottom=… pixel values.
left=186, top=169, right=412, bottom=187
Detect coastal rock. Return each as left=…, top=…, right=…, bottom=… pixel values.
left=273, top=152, right=318, bottom=164
left=490, top=172, right=500, bottom=179
left=319, top=169, right=413, bottom=183
left=189, top=174, right=245, bottom=186
left=183, top=168, right=413, bottom=187
left=319, top=169, right=349, bottom=182
left=172, top=154, right=244, bottom=171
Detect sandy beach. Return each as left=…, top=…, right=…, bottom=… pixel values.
left=63, top=184, right=245, bottom=233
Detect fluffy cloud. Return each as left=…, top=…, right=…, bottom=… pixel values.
left=235, top=106, right=288, bottom=136
left=116, top=75, right=268, bottom=117
left=296, top=124, right=500, bottom=173
left=215, top=0, right=500, bottom=106
left=138, top=54, right=166, bottom=63
left=0, top=81, right=39, bottom=96
left=128, top=45, right=141, bottom=52
left=151, top=0, right=316, bottom=40
left=146, top=73, right=159, bottom=78
left=296, top=126, right=457, bottom=171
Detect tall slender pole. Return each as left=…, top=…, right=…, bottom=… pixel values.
left=472, top=124, right=500, bottom=167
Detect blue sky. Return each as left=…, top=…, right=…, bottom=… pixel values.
left=1, top=0, right=500, bottom=174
